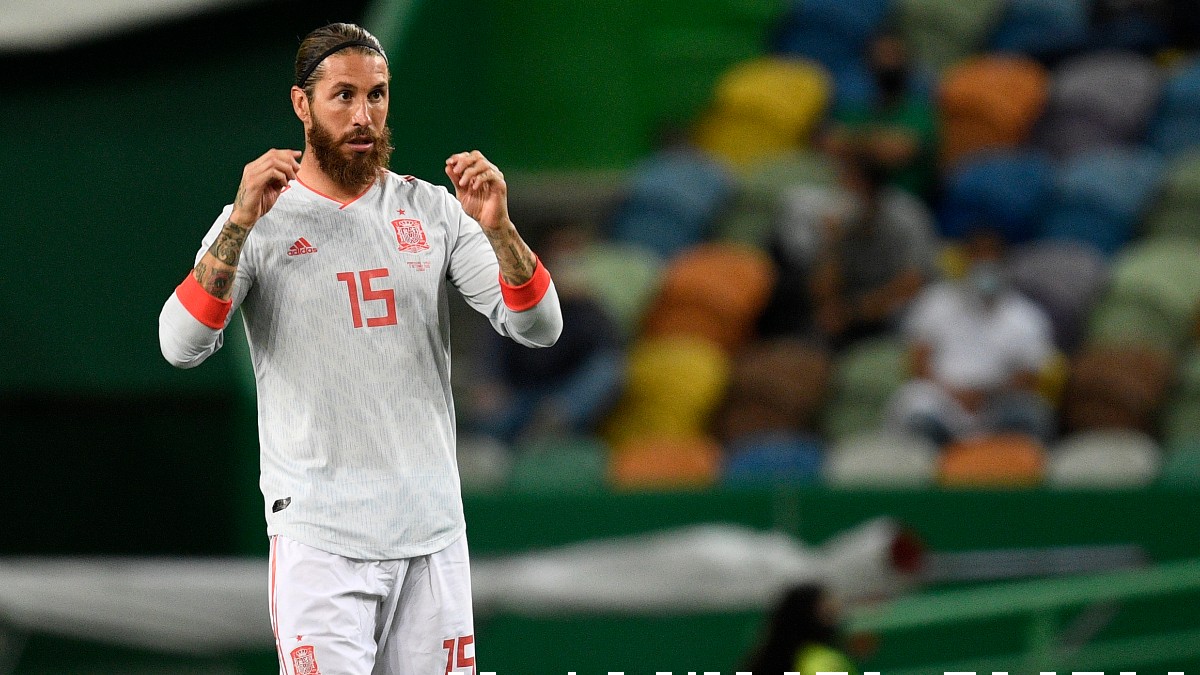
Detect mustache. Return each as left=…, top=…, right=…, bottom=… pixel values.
left=341, top=128, right=379, bottom=144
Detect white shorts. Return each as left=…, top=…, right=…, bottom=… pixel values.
left=268, top=534, right=476, bottom=675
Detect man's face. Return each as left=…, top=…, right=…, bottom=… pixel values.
left=304, top=51, right=393, bottom=191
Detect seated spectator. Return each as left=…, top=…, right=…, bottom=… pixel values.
left=467, top=237, right=625, bottom=445
left=884, top=229, right=1057, bottom=445
left=760, top=150, right=937, bottom=349
left=824, top=32, right=937, bottom=200
left=740, top=584, right=857, bottom=675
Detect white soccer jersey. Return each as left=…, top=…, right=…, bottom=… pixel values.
left=159, top=171, right=561, bottom=560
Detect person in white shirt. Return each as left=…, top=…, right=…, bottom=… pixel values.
left=884, top=229, right=1056, bottom=446
left=158, top=22, right=561, bottom=675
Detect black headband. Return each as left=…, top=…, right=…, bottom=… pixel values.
left=296, top=39, right=387, bottom=88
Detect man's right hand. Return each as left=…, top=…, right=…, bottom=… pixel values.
left=230, top=149, right=302, bottom=226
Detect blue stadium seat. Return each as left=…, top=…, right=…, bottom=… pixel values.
left=1038, top=147, right=1165, bottom=255
left=722, top=432, right=824, bottom=486
left=772, top=0, right=891, bottom=71
left=609, top=148, right=734, bottom=259
left=1086, top=12, right=1171, bottom=54
left=1148, top=59, right=1200, bottom=158
left=988, top=0, right=1089, bottom=61
left=939, top=149, right=1055, bottom=243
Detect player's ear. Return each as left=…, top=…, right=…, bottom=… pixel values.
left=290, top=86, right=311, bottom=125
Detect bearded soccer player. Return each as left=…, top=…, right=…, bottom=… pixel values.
left=158, top=22, right=561, bottom=675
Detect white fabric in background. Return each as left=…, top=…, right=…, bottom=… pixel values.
left=0, top=0, right=266, bottom=51
left=0, top=519, right=913, bottom=653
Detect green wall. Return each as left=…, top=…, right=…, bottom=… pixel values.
left=377, top=0, right=785, bottom=181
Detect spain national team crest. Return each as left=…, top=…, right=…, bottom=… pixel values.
left=291, top=645, right=321, bottom=675
left=392, top=217, right=429, bottom=253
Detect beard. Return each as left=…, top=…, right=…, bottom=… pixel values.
left=307, top=112, right=394, bottom=192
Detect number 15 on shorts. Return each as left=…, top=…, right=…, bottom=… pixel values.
left=443, top=634, right=475, bottom=675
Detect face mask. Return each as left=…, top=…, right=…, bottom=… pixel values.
left=874, top=66, right=908, bottom=97
left=967, top=261, right=1004, bottom=300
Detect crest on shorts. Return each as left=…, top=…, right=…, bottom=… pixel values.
left=291, top=645, right=321, bottom=675
left=391, top=217, right=429, bottom=253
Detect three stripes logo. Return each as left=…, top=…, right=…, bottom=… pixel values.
left=287, top=237, right=318, bottom=257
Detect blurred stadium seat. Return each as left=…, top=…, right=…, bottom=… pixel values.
left=937, top=56, right=1049, bottom=170
left=938, top=433, right=1047, bottom=487
left=609, top=435, right=722, bottom=490
left=1047, top=429, right=1163, bottom=488
left=823, top=429, right=940, bottom=488
left=694, top=56, right=832, bottom=167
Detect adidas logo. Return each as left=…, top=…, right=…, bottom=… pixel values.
left=287, top=237, right=318, bottom=257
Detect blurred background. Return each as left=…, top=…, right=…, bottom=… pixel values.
left=3, top=0, right=1200, bottom=672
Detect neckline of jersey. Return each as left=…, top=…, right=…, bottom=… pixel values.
left=294, top=176, right=375, bottom=210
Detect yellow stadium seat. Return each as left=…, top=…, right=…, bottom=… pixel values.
left=602, top=336, right=731, bottom=446
left=694, top=57, right=832, bottom=167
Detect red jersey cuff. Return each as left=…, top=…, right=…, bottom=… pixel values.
left=176, top=273, right=232, bottom=329
left=500, top=256, right=552, bottom=311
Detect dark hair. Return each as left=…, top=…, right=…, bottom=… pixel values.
left=741, top=584, right=839, bottom=675
left=839, top=145, right=890, bottom=195
left=294, top=23, right=387, bottom=97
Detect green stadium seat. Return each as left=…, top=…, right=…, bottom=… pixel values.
left=507, top=436, right=608, bottom=494
left=714, top=150, right=838, bottom=247
left=574, top=241, right=664, bottom=340
left=1144, top=151, right=1200, bottom=242
left=1088, top=237, right=1200, bottom=351
left=897, top=0, right=1006, bottom=73
left=1162, top=348, right=1200, bottom=446
left=820, top=337, right=910, bottom=441
left=822, top=400, right=887, bottom=442
left=1158, top=438, right=1200, bottom=488
left=1087, top=294, right=1183, bottom=351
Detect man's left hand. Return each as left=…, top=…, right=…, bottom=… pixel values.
left=446, top=150, right=511, bottom=232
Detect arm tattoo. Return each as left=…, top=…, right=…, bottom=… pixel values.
left=194, top=260, right=236, bottom=300
left=192, top=217, right=249, bottom=300
left=485, top=228, right=536, bottom=285
left=504, top=242, right=535, bottom=281
left=209, top=219, right=249, bottom=266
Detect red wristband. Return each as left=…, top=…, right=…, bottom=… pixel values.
left=175, top=273, right=232, bottom=329
left=499, top=256, right=552, bottom=311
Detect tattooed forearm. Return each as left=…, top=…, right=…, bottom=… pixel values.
left=192, top=217, right=248, bottom=300
left=485, top=226, right=537, bottom=285
left=209, top=219, right=250, bottom=267
left=503, top=242, right=535, bottom=281
left=193, top=260, right=237, bottom=300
